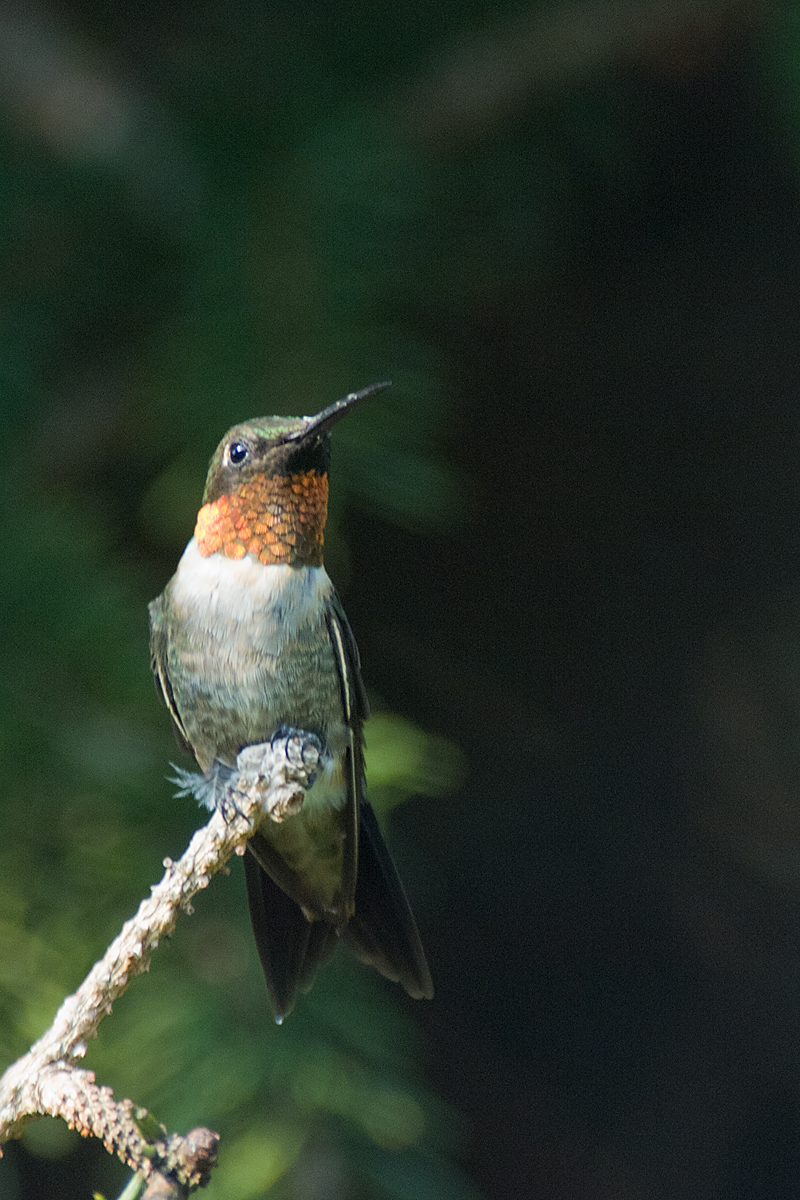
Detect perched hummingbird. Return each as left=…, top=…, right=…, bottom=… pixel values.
left=148, top=383, right=433, bottom=1020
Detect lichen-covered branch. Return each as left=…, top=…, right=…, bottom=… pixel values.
left=0, top=733, right=321, bottom=1189
left=17, top=1063, right=219, bottom=1193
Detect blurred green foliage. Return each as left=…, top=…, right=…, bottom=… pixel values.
left=0, top=483, right=468, bottom=1197
left=0, top=3, right=475, bottom=1196
left=4, top=1, right=800, bottom=1198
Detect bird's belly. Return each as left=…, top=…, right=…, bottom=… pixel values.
left=165, top=545, right=346, bottom=773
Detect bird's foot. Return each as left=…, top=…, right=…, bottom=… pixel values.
left=236, top=730, right=323, bottom=823
left=270, top=725, right=324, bottom=772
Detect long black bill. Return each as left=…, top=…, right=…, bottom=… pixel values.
left=290, top=380, right=391, bottom=443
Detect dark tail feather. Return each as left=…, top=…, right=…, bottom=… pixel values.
left=343, top=801, right=434, bottom=1000
left=244, top=850, right=336, bottom=1021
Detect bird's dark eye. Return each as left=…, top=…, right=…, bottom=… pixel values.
left=229, top=442, right=248, bottom=465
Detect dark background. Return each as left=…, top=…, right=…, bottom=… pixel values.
left=3, top=1, right=800, bottom=1198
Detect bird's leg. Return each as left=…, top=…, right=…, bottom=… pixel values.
left=169, top=731, right=322, bottom=824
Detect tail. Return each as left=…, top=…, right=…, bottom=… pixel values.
left=244, top=850, right=337, bottom=1022
left=244, top=800, right=433, bottom=1019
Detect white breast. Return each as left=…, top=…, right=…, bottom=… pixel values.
left=166, top=540, right=348, bottom=811
left=169, top=538, right=334, bottom=638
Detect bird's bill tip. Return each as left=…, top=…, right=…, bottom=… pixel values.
left=292, top=381, right=391, bottom=441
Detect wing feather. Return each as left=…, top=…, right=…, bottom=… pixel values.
left=148, top=595, right=193, bottom=756
left=326, top=593, right=433, bottom=1001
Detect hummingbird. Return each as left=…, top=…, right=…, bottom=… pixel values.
left=148, top=383, right=433, bottom=1021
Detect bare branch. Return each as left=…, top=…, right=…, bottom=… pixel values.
left=0, top=733, right=322, bottom=1189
